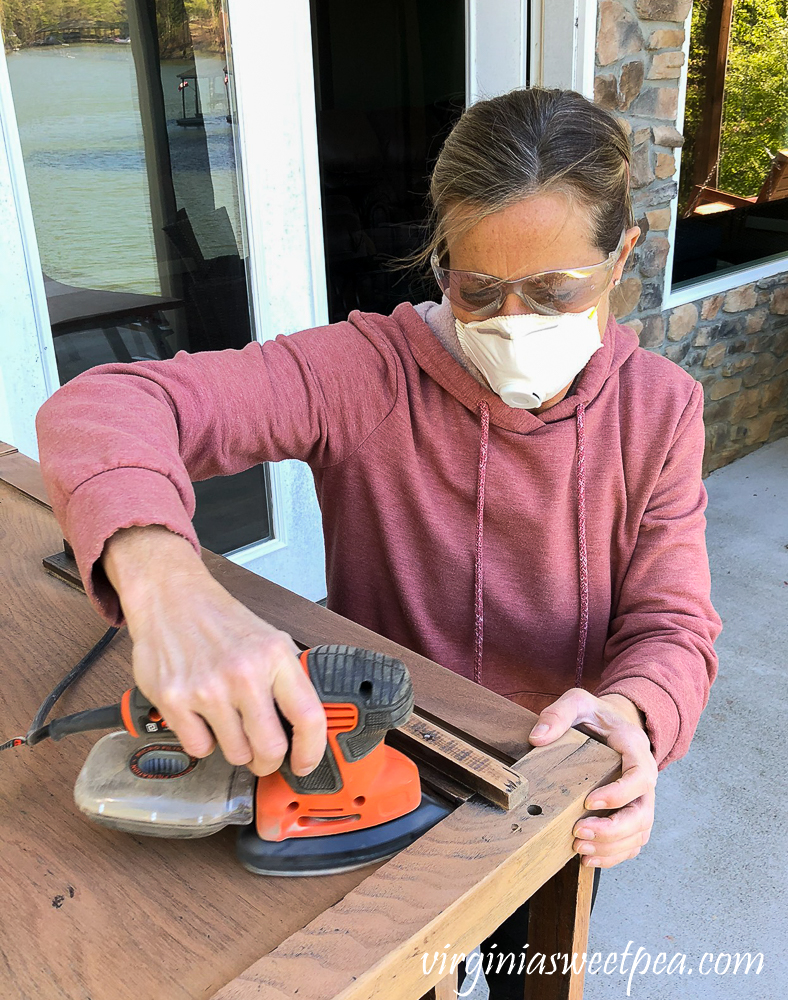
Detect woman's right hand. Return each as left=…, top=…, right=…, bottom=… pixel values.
left=101, top=525, right=328, bottom=777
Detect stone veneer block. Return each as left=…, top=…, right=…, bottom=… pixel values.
left=630, top=142, right=655, bottom=187
left=648, top=50, right=685, bottom=79
left=647, top=28, right=685, bottom=48
left=731, top=387, right=763, bottom=422
left=655, top=152, right=676, bottom=178
left=632, top=179, right=679, bottom=209
left=709, top=377, right=742, bottom=399
left=619, top=60, right=645, bottom=109
left=597, top=0, right=644, bottom=65
left=701, top=293, right=724, bottom=319
left=652, top=125, right=685, bottom=147
left=667, top=302, right=698, bottom=340
left=723, top=284, right=757, bottom=312
left=594, top=74, right=619, bottom=111
left=769, top=287, right=788, bottom=314
left=635, top=0, right=692, bottom=19
left=703, top=343, right=726, bottom=368
left=639, top=313, right=665, bottom=348
left=746, top=412, right=778, bottom=444
left=640, top=236, right=670, bottom=276
left=610, top=276, right=643, bottom=318
left=745, top=308, right=768, bottom=333
left=645, top=208, right=671, bottom=230
left=630, top=86, right=679, bottom=121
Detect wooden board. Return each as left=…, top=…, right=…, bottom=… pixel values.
left=1, top=479, right=387, bottom=1000
left=525, top=854, right=596, bottom=1000
left=0, top=448, right=51, bottom=507
left=390, top=712, right=528, bottom=810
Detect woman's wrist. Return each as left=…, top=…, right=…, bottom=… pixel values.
left=597, top=692, right=647, bottom=731
left=101, top=524, right=206, bottom=624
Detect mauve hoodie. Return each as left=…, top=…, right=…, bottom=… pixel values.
left=35, top=302, right=721, bottom=770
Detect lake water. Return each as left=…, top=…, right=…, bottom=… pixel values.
left=6, top=44, right=244, bottom=295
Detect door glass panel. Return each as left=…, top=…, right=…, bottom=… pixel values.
left=2, top=0, right=271, bottom=555
left=309, top=0, right=466, bottom=323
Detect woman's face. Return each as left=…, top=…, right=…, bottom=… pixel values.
left=445, top=191, right=640, bottom=341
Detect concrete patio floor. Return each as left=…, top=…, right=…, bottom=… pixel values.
left=584, top=435, right=788, bottom=999
left=462, top=436, right=788, bottom=1000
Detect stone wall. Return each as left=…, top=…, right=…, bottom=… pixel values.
left=594, top=0, right=788, bottom=473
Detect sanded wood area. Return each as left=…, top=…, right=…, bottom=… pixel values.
left=0, top=440, right=18, bottom=457
left=525, top=854, right=595, bottom=999
left=390, top=712, right=528, bottom=810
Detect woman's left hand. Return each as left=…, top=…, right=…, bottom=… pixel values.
left=528, top=689, right=658, bottom=869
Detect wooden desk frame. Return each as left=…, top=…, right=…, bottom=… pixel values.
left=0, top=445, right=620, bottom=1000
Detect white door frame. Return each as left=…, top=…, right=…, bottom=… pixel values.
left=530, top=0, right=598, bottom=99
left=0, top=37, right=59, bottom=458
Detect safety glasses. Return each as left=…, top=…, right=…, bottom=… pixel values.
left=431, top=230, right=627, bottom=318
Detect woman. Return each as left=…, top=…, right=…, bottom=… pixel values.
left=36, top=87, right=720, bottom=997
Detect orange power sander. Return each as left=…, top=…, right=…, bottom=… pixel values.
left=9, top=644, right=449, bottom=876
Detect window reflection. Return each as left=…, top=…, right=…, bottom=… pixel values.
left=2, top=0, right=271, bottom=553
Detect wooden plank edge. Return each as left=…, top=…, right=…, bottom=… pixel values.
left=0, top=450, right=52, bottom=507
left=389, top=712, right=527, bottom=811
left=206, top=735, right=621, bottom=1000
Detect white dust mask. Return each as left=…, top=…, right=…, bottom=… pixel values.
left=455, top=306, right=603, bottom=409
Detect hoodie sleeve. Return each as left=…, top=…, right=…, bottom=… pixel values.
left=593, top=381, right=721, bottom=770
left=35, top=317, right=398, bottom=626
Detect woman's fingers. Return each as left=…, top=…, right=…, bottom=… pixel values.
left=528, top=688, right=589, bottom=742
left=528, top=689, right=658, bottom=872
left=574, top=795, right=650, bottom=842
left=129, top=576, right=328, bottom=778
left=576, top=829, right=649, bottom=860
left=579, top=845, right=644, bottom=869
left=158, top=704, right=217, bottom=759
left=193, top=697, right=253, bottom=767
left=271, top=656, right=328, bottom=777
left=585, top=725, right=657, bottom=811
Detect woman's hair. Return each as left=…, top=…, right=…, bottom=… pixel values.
left=419, top=86, right=633, bottom=267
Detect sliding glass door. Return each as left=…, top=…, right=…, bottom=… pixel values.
left=1, top=0, right=538, bottom=600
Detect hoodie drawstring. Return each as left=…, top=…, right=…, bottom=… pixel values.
left=574, top=401, right=589, bottom=689
left=471, top=398, right=590, bottom=691
left=473, top=401, right=490, bottom=684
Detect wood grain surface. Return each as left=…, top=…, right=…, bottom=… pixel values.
left=208, top=737, right=619, bottom=1000
left=1, top=463, right=620, bottom=1000
left=0, top=479, right=391, bottom=1000
left=390, top=712, right=528, bottom=809
left=0, top=448, right=51, bottom=507
left=525, top=854, right=596, bottom=999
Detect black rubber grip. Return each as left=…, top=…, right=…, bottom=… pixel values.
left=278, top=645, right=414, bottom=796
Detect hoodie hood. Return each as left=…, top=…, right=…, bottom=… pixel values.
left=400, top=296, right=640, bottom=432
